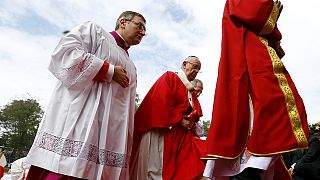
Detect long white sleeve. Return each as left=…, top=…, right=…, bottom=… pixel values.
left=49, top=21, right=105, bottom=88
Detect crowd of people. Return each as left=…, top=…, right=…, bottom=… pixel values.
left=1, top=0, right=319, bottom=179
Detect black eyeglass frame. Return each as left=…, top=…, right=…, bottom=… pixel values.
left=186, top=61, right=201, bottom=71
left=125, top=19, right=147, bottom=33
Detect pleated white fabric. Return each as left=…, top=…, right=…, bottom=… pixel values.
left=26, top=21, right=137, bottom=180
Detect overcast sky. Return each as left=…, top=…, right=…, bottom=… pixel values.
left=0, top=0, right=319, bottom=125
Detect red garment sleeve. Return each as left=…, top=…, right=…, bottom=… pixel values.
left=229, top=0, right=284, bottom=56
left=229, top=0, right=279, bottom=37
left=93, top=61, right=110, bottom=82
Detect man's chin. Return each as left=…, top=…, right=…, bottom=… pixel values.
left=188, top=77, right=196, bottom=81
left=136, top=39, right=142, bottom=44
left=130, top=39, right=142, bottom=46
left=190, top=75, right=197, bottom=81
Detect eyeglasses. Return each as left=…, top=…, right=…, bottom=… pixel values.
left=186, top=61, right=201, bottom=71
left=126, top=20, right=147, bottom=33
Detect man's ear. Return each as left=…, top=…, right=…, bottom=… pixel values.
left=119, top=19, right=126, bottom=28
left=182, top=61, right=187, bottom=69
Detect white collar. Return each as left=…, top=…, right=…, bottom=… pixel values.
left=176, top=71, right=194, bottom=91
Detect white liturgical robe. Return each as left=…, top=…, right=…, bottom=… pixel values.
left=26, top=21, right=137, bottom=180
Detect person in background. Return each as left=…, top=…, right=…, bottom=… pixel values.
left=282, top=149, right=304, bottom=169
left=25, top=11, right=146, bottom=180
left=130, top=56, right=205, bottom=180
left=192, top=79, right=203, bottom=98
left=289, top=122, right=320, bottom=179
left=10, top=157, right=30, bottom=180
left=192, top=79, right=204, bottom=137
left=0, top=147, right=6, bottom=179
left=202, top=0, right=309, bottom=179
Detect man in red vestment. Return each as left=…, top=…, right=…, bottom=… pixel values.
left=203, top=0, right=309, bottom=179
left=130, top=56, right=205, bottom=180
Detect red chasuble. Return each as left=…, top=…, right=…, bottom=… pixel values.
left=206, top=0, right=309, bottom=159
left=131, top=71, right=205, bottom=180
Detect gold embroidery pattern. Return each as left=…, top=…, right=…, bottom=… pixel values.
left=259, top=3, right=279, bottom=35
left=259, top=37, right=308, bottom=147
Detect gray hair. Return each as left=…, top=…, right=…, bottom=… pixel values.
left=181, top=55, right=200, bottom=69
left=185, top=55, right=199, bottom=62
left=115, top=11, right=146, bottom=30
left=192, top=79, right=203, bottom=87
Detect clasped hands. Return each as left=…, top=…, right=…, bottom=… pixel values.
left=180, top=110, right=199, bottom=132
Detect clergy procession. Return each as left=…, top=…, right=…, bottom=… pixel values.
left=1, top=0, right=320, bottom=180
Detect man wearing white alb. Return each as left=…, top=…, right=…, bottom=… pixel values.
left=26, top=11, right=146, bottom=180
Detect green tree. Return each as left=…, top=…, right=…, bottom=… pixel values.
left=308, top=122, right=320, bottom=136
left=0, top=99, right=43, bottom=158
left=202, top=119, right=211, bottom=137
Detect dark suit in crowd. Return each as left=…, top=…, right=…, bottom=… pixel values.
left=293, top=135, right=320, bottom=180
